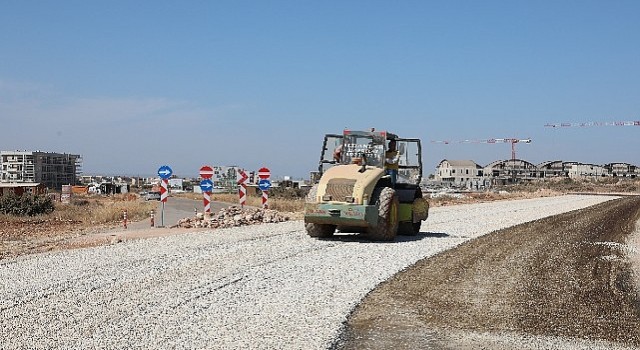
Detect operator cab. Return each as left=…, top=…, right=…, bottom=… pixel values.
left=315, top=129, right=423, bottom=186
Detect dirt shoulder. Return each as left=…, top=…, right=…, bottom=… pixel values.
left=0, top=220, right=200, bottom=260
left=336, top=196, right=640, bottom=349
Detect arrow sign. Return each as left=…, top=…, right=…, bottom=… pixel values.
left=200, top=179, right=214, bottom=192
left=160, top=179, right=169, bottom=203
left=237, top=169, right=249, bottom=184
left=158, top=165, right=173, bottom=179
left=200, top=165, right=214, bottom=179
left=258, top=179, right=271, bottom=191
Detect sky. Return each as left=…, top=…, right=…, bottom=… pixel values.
left=1, top=1, right=639, bottom=179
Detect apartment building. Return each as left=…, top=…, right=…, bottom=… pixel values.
left=0, top=150, right=82, bottom=190
left=604, top=162, right=638, bottom=178
left=568, top=163, right=606, bottom=179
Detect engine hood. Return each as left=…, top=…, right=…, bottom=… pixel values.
left=317, top=164, right=385, bottom=204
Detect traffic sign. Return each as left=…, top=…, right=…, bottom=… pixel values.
left=158, top=165, right=173, bottom=179
left=160, top=179, right=169, bottom=203
left=200, top=179, right=214, bottom=192
left=200, top=165, right=214, bottom=179
left=238, top=183, right=247, bottom=207
left=258, top=179, right=272, bottom=191
left=237, top=169, right=249, bottom=184
left=203, top=191, right=211, bottom=214
left=258, top=167, right=271, bottom=179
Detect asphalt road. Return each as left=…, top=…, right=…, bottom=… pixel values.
left=131, top=196, right=231, bottom=229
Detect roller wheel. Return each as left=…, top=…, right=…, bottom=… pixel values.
left=306, top=223, right=336, bottom=238
left=367, top=187, right=399, bottom=241
left=398, top=222, right=421, bottom=236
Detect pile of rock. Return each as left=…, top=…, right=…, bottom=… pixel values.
left=174, top=206, right=291, bottom=229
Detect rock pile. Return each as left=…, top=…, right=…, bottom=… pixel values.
left=174, top=205, right=291, bottom=229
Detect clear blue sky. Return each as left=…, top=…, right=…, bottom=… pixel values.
left=1, top=1, right=639, bottom=179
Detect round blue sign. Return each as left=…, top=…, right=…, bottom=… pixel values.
left=157, top=165, right=173, bottom=179
left=200, top=179, right=214, bottom=192
left=258, top=179, right=272, bottom=191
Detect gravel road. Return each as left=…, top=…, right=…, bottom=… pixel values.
left=0, top=195, right=620, bottom=349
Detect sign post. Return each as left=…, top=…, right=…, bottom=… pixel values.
left=157, top=165, right=173, bottom=227
left=237, top=169, right=249, bottom=207
left=200, top=166, right=214, bottom=217
left=257, top=167, right=271, bottom=209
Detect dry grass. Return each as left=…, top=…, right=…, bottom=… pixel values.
left=175, top=178, right=640, bottom=213
left=177, top=192, right=305, bottom=213
left=0, top=194, right=157, bottom=242
left=46, top=194, right=156, bottom=225
left=428, top=188, right=562, bottom=207
left=511, top=177, right=640, bottom=193
left=429, top=178, right=640, bottom=207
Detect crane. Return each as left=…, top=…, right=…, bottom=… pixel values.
left=544, top=120, right=640, bottom=128
left=431, top=138, right=532, bottom=160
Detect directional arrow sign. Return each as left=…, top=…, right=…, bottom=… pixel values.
left=200, top=179, right=214, bottom=192
left=237, top=169, right=249, bottom=184
left=258, top=179, right=271, bottom=191
left=158, top=165, right=173, bottom=179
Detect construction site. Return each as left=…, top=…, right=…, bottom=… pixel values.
left=431, top=120, right=640, bottom=188
left=0, top=151, right=82, bottom=190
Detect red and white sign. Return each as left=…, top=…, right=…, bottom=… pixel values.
left=262, top=190, right=268, bottom=209
left=203, top=191, right=211, bottom=214
left=237, top=169, right=249, bottom=184
left=238, top=184, right=247, bottom=207
left=258, top=167, right=271, bottom=179
left=160, top=179, right=169, bottom=203
left=200, top=165, right=214, bottom=179
left=237, top=169, right=248, bottom=207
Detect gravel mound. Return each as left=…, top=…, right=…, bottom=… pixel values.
left=175, top=205, right=291, bottom=229
left=0, top=195, right=618, bottom=349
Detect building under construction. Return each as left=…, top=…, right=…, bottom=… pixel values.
left=0, top=151, right=82, bottom=190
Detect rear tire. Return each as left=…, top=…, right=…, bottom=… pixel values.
left=306, top=223, right=336, bottom=238
left=398, top=222, right=421, bottom=236
left=367, top=187, right=399, bottom=241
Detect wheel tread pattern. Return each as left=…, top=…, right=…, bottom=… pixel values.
left=368, top=187, right=399, bottom=241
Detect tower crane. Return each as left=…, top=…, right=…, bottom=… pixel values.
left=431, top=138, right=532, bottom=160
left=544, top=120, right=640, bottom=128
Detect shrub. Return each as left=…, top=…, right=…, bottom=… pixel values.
left=0, top=193, right=55, bottom=216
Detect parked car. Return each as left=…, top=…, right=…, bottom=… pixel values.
left=145, top=191, right=161, bottom=201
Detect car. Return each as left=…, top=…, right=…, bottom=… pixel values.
left=145, top=191, right=161, bottom=201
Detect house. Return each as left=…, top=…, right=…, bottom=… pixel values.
left=536, top=160, right=577, bottom=178
left=604, top=163, right=637, bottom=178
left=99, top=183, right=130, bottom=195
left=434, top=160, right=484, bottom=187
left=484, top=159, right=537, bottom=185
left=0, top=183, right=47, bottom=196
left=568, top=163, right=606, bottom=179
